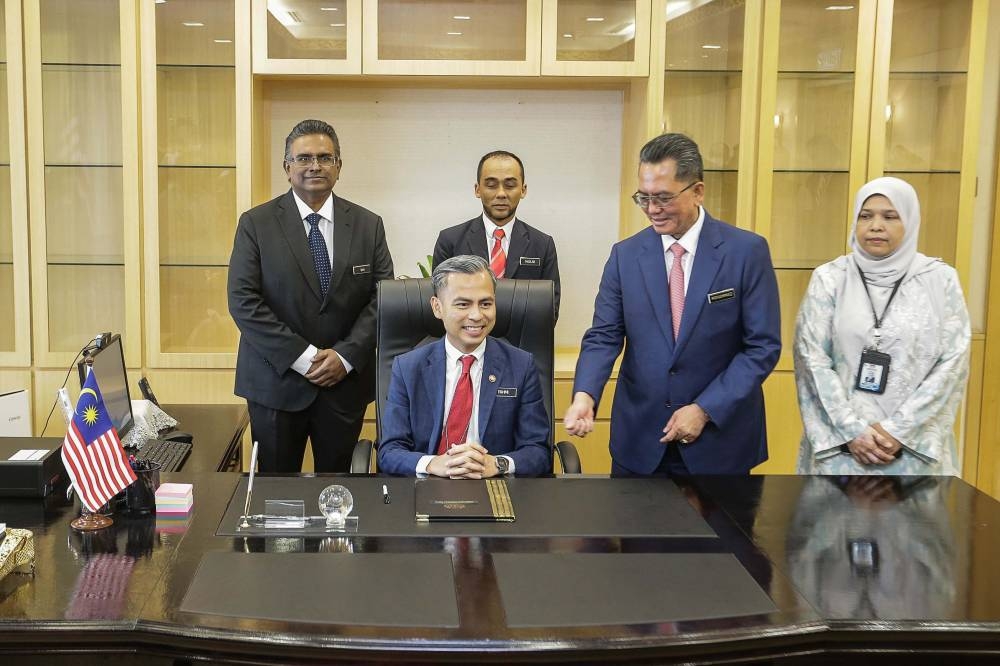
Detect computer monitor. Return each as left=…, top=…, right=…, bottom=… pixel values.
left=87, top=334, right=133, bottom=439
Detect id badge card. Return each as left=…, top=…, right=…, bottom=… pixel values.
left=855, top=349, right=890, bottom=394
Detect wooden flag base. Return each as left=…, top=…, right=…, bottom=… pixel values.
left=71, top=512, right=113, bottom=531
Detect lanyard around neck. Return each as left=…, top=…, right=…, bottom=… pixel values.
left=854, top=261, right=903, bottom=343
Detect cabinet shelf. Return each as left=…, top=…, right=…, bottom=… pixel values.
left=159, top=163, right=236, bottom=169
left=777, top=69, right=856, bottom=76
left=666, top=68, right=742, bottom=74
left=158, top=63, right=235, bottom=70
left=45, top=163, right=122, bottom=168
left=160, top=262, right=229, bottom=268
left=772, top=169, right=850, bottom=174
left=46, top=260, right=124, bottom=267
left=41, top=61, right=120, bottom=68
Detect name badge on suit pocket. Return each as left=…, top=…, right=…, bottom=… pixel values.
left=496, top=387, right=518, bottom=398
left=352, top=264, right=371, bottom=275
left=518, top=257, right=541, bottom=267
left=707, top=288, right=735, bottom=304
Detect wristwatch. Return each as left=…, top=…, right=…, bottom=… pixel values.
left=494, top=455, right=510, bottom=476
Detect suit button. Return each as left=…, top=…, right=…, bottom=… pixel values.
left=664, top=402, right=672, bottom=408
left=669, top=370, right=677, bottom=376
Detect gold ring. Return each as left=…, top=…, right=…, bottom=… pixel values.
left=679, top=438, right=689, bottom=444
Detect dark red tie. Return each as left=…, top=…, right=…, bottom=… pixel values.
left=438, top=355, right=476, bottom=454
left=490, top=228, right=506, bottom=278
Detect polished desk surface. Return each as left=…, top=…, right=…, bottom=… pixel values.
left=163, top=403, right=249, bottom=473
left=4, top=471, right=1000, bottom=664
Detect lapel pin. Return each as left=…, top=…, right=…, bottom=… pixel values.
left=488, top=374, right=497, bottom=383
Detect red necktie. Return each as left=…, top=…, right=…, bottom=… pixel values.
left=438, top=355, right=476, bottom=455
left=490, top=228, right=506, bottom=279
left=669, top=243, right=686, bottom=339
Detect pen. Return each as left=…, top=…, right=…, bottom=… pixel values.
left=382, top=484, right=391, bottom=504
left=240, top=441, right=259, bottom=528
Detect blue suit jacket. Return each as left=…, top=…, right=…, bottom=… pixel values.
left=377, top=337, right=551, bottom=476
left=573, top=214, right=781, bottom=474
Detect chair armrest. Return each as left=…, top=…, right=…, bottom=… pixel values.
left=351, top=439, right=374, bottom=474
left=554, top=440, right=581, bottom=474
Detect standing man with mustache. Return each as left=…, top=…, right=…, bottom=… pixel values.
left=564, top=133, right=781, bottom=476
left=433, top=150, right=561, bottom=320
left=228, top=119, right=394, bottom=473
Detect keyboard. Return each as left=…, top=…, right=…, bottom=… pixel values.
left=135, top=439, right=192, bottom=473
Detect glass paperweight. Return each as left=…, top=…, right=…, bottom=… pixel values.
left=318, top=485, right=354, bottom=529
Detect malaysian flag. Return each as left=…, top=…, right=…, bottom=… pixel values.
left=61, top=371, right=137, bottom=512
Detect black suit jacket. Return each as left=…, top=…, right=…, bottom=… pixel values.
left=228, top=190, right=395, bottom=412
left=432, top=216, right=561, bottom=320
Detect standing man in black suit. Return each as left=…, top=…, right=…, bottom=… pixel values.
left=433, top=150, right=561, bottom=320
left=228, top=119, right=394, bottom=472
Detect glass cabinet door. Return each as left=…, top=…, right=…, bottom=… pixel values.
left=252, top=0, right=361, bottom=74
left=541, top=0, right=650, bottom=76
left=141, top=0, right=241, bottom=366
left=873, top=0, right=974, bottom=268
left=0, top=0, right=29, bottom=365
left=24, top=0, right=141, bottom=368
left=363, top=0, right=541, bottom=75
left=663, top=0, right=752, bottom=227
left=756, top=0, right=875, bottom=366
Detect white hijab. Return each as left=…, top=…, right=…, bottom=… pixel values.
left=848, top=177, right=937, bottom=288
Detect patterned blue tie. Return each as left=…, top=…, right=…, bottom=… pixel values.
left=305, top=213, right=332, bottom=297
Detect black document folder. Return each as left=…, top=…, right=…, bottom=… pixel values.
left=415, top=478, right=515, bottom=522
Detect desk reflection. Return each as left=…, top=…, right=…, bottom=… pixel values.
left=786, top=476, right=955, bottom=620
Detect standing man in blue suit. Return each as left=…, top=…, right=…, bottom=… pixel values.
left=378, top=255, right=551, bottom=477
left=563, top=133, right=781, bottom=475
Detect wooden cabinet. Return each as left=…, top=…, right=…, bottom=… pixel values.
left=362, top=0, right=540, bottom=75
left=542, top=0, right=651, bottom=76
left=252, top=0, right=361, bottom=75
left=0, top=0, right=29, bottom=367
left=662, top=0, right=761, bottom=229
left=140, top=0, right=249, bottom=368
left=254, top=0, right=653, bottom=77
left=870, top=0, right=987, bottom=285
left=23, top=0, right=140, bottom=368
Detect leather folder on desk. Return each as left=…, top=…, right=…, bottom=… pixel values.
left=415, top=478, right=515, bottom=522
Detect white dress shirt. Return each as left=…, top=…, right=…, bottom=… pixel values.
left=483, top=214, right=514, bottom=258
left=288, top=191, right=354, bottom=376
left=661, top=205, right=706, bottom=295
left=416, top=337, right=515, bottom=475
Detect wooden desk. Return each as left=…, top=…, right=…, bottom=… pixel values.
left=163, top=403, right=249, bottom=473
left=2, top=474, right=1000, bottom=664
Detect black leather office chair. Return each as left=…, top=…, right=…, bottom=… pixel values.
left=351, top=278, right=581, bottom=474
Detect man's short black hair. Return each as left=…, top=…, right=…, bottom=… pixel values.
left=639, top=133, right=703, bottom=183
left=477, top=150, right=525, bottom=182
left=284, top=119, right=341, bottom=160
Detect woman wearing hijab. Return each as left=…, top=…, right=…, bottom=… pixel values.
left=794, top=177, right=970, bottom=475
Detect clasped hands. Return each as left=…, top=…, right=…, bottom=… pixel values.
left=563, top=392, right=708, bottom=445
left=305, top=348, right=347, bottom=387
left=427, top=442, right=500, bottom=479
left=846, top=423, right=902, bottom=466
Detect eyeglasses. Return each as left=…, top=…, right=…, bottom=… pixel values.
left=289, top=154, right=340, bottom=167
left=631, top=181, right=699, bottom=208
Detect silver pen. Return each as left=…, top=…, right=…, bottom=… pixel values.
left=240, top=441, right=259, bottom=528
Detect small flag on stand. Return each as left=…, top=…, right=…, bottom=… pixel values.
left=61, top=372, right=137, bottom=512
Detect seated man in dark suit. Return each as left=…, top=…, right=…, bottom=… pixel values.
left=432, top=150, right=561, bottom=320
left=378, top=255, right=551, bottom=477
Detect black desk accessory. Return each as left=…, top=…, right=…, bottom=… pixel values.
left=137, top=376, right=159, bottom=406
left=415, top=478, right=514, bottom=522
left=0, top=438, right=64, bottom=497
